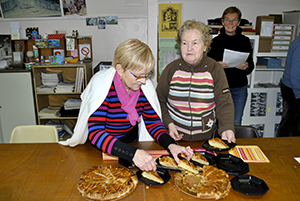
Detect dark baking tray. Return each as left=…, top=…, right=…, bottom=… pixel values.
left=118, top=158, right=135, bottom=168
left=231, top=175, right=269, bottom=195
left=216, top=153, right=249, bottom=175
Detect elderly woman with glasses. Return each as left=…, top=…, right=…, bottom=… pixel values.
left=60, top=38, right=193, bottom=171
left=156, top=20, right=236, bottom=143
left=207, top=6, right=254, bottom=126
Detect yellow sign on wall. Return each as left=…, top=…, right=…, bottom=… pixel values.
left=159, top=4, right=182, bottom=39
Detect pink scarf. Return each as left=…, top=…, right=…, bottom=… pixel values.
left=113, top=72, right=140, bottom=126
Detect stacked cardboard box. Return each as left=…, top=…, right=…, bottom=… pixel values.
left=256, top=16, right=274, bottom=52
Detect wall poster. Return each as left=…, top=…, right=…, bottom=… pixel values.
left=274, top=123, right=280, bottom=137
left=158, top=38, right=180, bottom=78
left=0, top=0, right=61, bottom=18
left=0, top=35, right=11, bottom=58
left=276, top=92, right=282, bottom=116
left=250, top=92, right=267, bottom=117
left=158, top=4, right=182, bottom=39
left=63, top=0, right=86, bottom=16
left=158, top=4, right=181, bottom=80
left=250, top=124, right=265, bottom=138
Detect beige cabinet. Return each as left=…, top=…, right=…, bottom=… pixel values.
left=0, top=71, right=36, bottom=143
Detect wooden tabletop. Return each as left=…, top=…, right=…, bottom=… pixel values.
left=0, top=137, right=299, bottom=201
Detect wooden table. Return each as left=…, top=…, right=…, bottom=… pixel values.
left=1, top=137, right=299, bottom=201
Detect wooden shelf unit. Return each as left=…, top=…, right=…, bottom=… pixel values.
left=10, top=37, right=92, bottom=62
left=32, top=64, right=87, bottom=126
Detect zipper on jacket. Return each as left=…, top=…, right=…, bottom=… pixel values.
left=188, top=65, right=194, bottom=135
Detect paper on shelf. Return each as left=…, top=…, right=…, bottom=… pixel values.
left=10, top=22, right=20, bottom=39
left=223, top=49, right=250, bottom=68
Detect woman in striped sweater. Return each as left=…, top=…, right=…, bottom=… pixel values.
left=64, top=39, right=193, bottom=171
left=156, top=20, right=236, bottom=143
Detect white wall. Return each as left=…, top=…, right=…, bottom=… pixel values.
left=0, top=0, right=300, bottom=83
left=151, top=0, right=300, bottom=85
left=0, top=0, right=148, bottom=68
left=157, top=0, right=300, bottom=28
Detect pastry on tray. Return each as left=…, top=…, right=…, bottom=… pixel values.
left=191, top=152, right=209, bottom=165
left=142, top=171, right=164, bottom=184
left=178, top=159, right=198, bottom=174
left=158, top=155, right=178, bottom=168
left=208, top=138, right=229, bottom=149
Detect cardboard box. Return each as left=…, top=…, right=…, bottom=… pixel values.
left=256, top=16, right=274, bottom=38
left=269, top=14, right=282, bottom=24
left=258, top=37, right=272, bottom=52
left=257, top=57, right=282, bottom=68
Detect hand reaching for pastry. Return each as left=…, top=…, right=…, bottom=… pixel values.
left=221, top=130, right=236, bottom=143
left=133, top=149, right=157, bottom=171
left=168, top=144, right=194, bottom=164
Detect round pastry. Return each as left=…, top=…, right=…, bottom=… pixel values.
left=77, top=164, right=138, bottom=201
left=174, top=165, right=231, bottom=200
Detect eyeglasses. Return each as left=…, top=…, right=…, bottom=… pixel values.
left=224, top=18, right=239, bottom=23
left=127, top=69, right=153, bottom=81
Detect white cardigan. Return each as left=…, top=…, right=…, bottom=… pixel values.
left=59, top=67, right=159, bottom=147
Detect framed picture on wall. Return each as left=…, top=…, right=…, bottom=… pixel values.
left=62, top=0, right=86, bottom=16
left=86, top=17, right=97, bottom=26
left=0, top=0, right=61, bottom=18
left=106, top=16, right=118, bottom=25
left=98, top=17, right=106, bottom=29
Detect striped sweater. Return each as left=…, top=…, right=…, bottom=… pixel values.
left=88, top=82, right=176, bottom=162
left=156, top=56, right=234, bottom=141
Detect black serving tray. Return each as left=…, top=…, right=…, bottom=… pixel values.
left=216, top=153, right=249, bottom=175
left=202, top=138, right=236, bottom=152
left=118, top=158, right=135, bottom=168
left=137, top=168, right=171, bottom=186
left=231, top=175, right=269, bottom=195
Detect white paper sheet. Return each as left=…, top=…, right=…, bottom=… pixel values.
left=260, top=21, right=274, bottom=37
left=295, top=157, right=300, bottom=164
left=223, top=49, right=250, bottom=68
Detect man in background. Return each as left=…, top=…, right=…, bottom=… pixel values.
left=277, top=35, right=300, bottom=137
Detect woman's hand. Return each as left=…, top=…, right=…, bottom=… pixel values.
left=221, top=130, right=236, bottom=143
left=168, top=123, right=183, bottom=141
left=236, top=62, right=248, bottom=70
left=132, top=149, right=157, bottom=171
left=218, top=61, right=229, bottom=68
left=168, top=144, right=194, bottom=164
